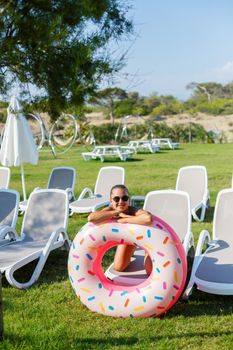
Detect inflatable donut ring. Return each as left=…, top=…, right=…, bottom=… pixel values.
left=68, top=216, right=187, bottom=318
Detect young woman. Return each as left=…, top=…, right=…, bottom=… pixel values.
left=88, top=184, right=152, bottom=274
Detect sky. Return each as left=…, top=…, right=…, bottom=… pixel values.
left=114, top=0, right=233, bottom=100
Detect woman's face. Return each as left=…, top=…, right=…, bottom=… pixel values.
left=110, top=188, right=129, bottom=212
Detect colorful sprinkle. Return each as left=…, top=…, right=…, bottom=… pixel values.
left=69, top=275, right=73, bottom=283
left=174, top=271, right=178, bottom=283
left=86, top=253, right=93, bottom=260
left=111, top=228, right=119, bottom=233
left=128, top=229, right=135, bottom=237
left=156, top=223, right=163, bottom=229
left=80, top=288, right=91, bottom=293
left=121, top=291, right=128, bottom=296
left=142, top=296, right=147, bottom=303
left=109, top=290, right=114, bottom=297
left=163, top=261, right=171, bottom=268
left=136, top=235, right=144, bottom=240
left=80, top=238, right=84, bottom=245
left=87, top=246, right=98, bottom=251
left=163, top=237, right=169, bottom=244
left=157, top=251, right=165, bottom=257
left=156, top=267, right=161, bottom=273
left=157, top=306, right=165, bottom=310
left=102, top=235, right=107, bottom=241
left=144, top=244, right=153, bottom=251
left=100, top=303, right=105, bottom=313
left=88, top=296, right=96, bottom=301
left=108, top=305, right=114, bottom=311
left=173, top=284, right=179, bottom=290
left=89, top=234, right=96, bottom=241
left=163, top=282, right=167, bottom=290
left=72, top=254, right=79, bottom=259
left=75, top=265, right=80, bottom=270
left=78, top=277, right=85, bottom=283
left=124, top=298, right=130, bottom=307
left=136, top=288, right=141, bottom=294
left=87, top=270, right=95, bottom=276
left=154, top=296, right=164, bottom=300
left=147, top=229, right=151, bottom=238
left=98, top=283, right=102, bottom=289
left=133, top=306, right=144, bottom=312
left=177, top=258, right=181, bottom=264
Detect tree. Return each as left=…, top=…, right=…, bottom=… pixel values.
left=0, top=0, right=132, bottom=118
left=90, top=87, right=127, bottom=124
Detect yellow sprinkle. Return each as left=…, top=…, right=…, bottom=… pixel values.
left=133, top=306, right=145, bottom=312
left=100, top=302, right=105, bottom=313
left=151, top=277, right=160, bottom=282
left=80, top=288, right=91, bottom=293
left=128, top=229, right=136, bottom=237
left=174, top=270, right=178, bottom=283
left=88, top=246, right=98, bottom=250
left=170, top=241, right=178, bottom=245
left=144, top=244, right=153, bottom=251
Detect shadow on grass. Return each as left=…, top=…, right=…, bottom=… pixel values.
left=4, top=330, right=233, bottom=348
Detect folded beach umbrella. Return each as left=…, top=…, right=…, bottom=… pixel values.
left=0, top=96, right=38, bottom=200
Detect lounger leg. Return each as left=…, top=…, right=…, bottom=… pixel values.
left=182, top=280, right=194, bottom=301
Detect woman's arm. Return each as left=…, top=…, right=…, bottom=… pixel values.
left=117, top=209, right=152, bottom=225
left=88, top=207, right=120, bottom=224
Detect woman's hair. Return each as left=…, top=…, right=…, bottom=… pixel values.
left=110, top=184, right=129, bottom=195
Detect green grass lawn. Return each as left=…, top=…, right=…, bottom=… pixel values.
left=1, top=143, right=233, bottom=350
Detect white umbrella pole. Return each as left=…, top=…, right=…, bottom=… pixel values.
left=21, top=164, right=27, bottom=201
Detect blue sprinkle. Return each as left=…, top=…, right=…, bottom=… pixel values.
left=156, top=267, right=161, bottom=273
left=98, top=283, right=102, bottom=289
left=177, top=258, right=181, bottom=264
left=112, top=228, right=119, bottom=233
left=88, top=296, right=96, bottom=301
left=69, top=275, right=73, bottom=283
left=152, top=258, right=155, bottom=263
left=86, top=254, right=93, bottom=260
left=108, top=306, right=114, bottom=310
left=154, top=296, right=164, bottom=300
left=121, top=291, right=128, bottom=296
left=102, top=235, right=107, bottom=241
left=142, top=296, right=147, bottom=303
left=147, top=229, right=151, bottom=238
left=75, top=265, right=80, bottom=270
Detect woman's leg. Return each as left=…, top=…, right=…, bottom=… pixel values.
left=144, top=253, right=152, bottom=275
left=114, top=244, right=135, bottom=271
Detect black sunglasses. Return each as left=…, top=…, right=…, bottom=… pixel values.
left=112, top=195, right=129, bottom=203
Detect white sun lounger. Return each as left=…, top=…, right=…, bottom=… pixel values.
left=0, top=167, right=10, bottom=189
left=20, top=166, right=76, bottom=211
left=0, top=189, right=70, bottom=289
left=183, top=188, right=233, bottom=299
left=176, top=165, right=210, bottom=222
left=0, top=189, right=19, bottom=246
left=69, top=166, right=125, bottom=214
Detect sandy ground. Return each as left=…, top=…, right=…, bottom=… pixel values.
left=85, top=112, right=233, bottom=142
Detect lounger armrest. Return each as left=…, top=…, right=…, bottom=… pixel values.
left=33, top=187, right=41, bottom=192
left=0, top=225, right=18, bottom=240
left=182, top=231, right=194, bottom=255
left=5, top=227, right=70, bottom=289
left=195, top=230, right=211, bottom=257
left=78, top=187, right=93, bottom=200
left=43, top=227, right=71, bottom=252
left=65, top=187, right=75, bottom=201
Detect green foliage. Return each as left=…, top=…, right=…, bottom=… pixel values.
left=0, top=1, right=133, bottom=118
